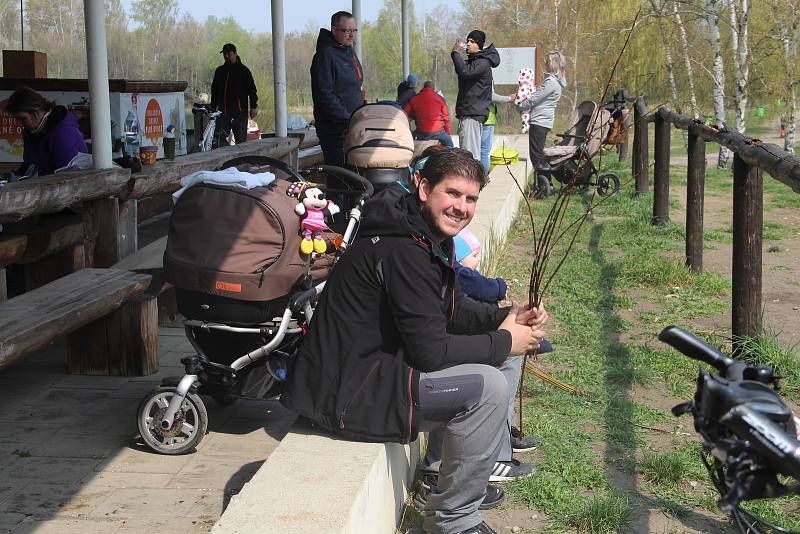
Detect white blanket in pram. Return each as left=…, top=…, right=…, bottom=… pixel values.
left=172, top=167, right=276, bottom=203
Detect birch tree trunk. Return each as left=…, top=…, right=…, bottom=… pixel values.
left=731, top=0, right=750, bottom=135
left=779, top=5, right=798, bottom=153
left=789, top=89, right=797, bottom=154
left=573, top=11, right=579, bottom=109
left=649, top=0, right=683, bottom=146
left=672, top=2, right=699, bottom=119
left=707, top=0, right=729, bottom=167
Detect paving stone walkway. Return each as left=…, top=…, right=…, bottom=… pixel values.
left=0, top=328, right=296, bottom=534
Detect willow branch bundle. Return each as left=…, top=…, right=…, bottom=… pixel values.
left=510, top=10, right=641, bottom=422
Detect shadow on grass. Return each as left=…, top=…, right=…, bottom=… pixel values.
left=584, top=193, right=732, bottom=533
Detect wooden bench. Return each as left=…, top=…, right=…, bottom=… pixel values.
left=112, top=236, right=181, bottom=327
left=0, top=268, right=158, bottom=376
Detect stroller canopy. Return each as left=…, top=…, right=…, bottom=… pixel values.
left=543, top=101, right=612, bottom=163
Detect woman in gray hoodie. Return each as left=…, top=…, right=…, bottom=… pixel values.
left=519, top=51, right=567, bottom=170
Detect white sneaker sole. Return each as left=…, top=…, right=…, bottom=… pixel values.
left=488, top=464, right=534, bottom=482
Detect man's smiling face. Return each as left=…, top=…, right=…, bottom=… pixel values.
left=418, top=174, right=480, bottom=243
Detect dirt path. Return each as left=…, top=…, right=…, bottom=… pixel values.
left=668, top=160, right=800, bottom=348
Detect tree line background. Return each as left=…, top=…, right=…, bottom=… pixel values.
left=0, top=0, right=796, bottom=154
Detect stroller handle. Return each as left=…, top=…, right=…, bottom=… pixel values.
left=316, top=165, right=374, bottom=200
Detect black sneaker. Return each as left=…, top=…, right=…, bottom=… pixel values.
left=454, top=521, right=497, bottom=534
left=511, top=426, right=540, bottom=453
left=489, top=459, right=535, bottom=482
left=413, top=473, right=505, bottom=510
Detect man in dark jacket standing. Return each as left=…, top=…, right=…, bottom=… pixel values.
left=282, top=150, right=547, bottom=534
left=310, top=11, right=365, bottom=167
left=210, top=43, right=258, bottom=144
left=451, top=30, right=500, bottom=161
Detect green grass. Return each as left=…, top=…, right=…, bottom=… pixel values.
left=569, top=492, right=631, bottom=533
left=639, top=447, right=697, bottom=486
left=735, top=328, right=800, bottom=400
left=491, top=173, right=800, bottom=532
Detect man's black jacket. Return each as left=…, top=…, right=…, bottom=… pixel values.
left=451, top=44, right=501, bottom=123
left=210, top=59, right=258, bottom=115
left=310, top=28, right=364, bottom=131
left=280, top=188, right=511, bottom=444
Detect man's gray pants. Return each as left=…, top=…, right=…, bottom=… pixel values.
left=423, top=355, right=523, bottom=475
left=417, top=363, right=508, bottom=534
left=458, top=117, right=483, bottom=161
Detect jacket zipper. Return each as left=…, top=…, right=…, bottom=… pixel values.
left=223, top=71, right=230, bottom=115
left=405, top=368, right=414, bottom=443
left=339, top=361, right=380, bottom=430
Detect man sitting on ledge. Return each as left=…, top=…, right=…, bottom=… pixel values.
left=281, top=149, right=547, bottom=534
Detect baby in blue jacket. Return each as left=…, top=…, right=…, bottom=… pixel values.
left=453, top=230, right=507, bottom=303
left=454, top=230, right=553, bottom=354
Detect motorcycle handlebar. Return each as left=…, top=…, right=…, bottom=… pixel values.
left=660, top=326, right=800, bottom=482
left=659, top=325, right=737, bottom=373
left=723, top=405, right=800, bottom=480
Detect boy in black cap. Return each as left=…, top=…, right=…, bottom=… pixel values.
left=451, top=30, right=500, bottom=161
left=211, top=43, right=258, bottom=144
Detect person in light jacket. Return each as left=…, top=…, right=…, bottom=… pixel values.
left=518, top=51, right=567, bottom=171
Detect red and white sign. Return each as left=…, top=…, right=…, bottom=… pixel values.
left=143, top=98, right=164, bottom=143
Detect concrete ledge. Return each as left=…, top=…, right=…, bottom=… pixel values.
left=213, top=420, right=419, bottom=534
left=469, top=135, right=529, bottom=253
left=213, top=135, right=529, bottom=533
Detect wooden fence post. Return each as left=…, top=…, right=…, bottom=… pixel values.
left=732, top=154, right=763, bottom=341
left=653, top=112, right=670, bottom=225
left=633, top=97, right=649, bottom=194
left=685, top=130, right=705, bottom=273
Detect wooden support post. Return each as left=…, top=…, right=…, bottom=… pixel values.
left=685, top=131, right=706, bottom=273
left=68, top=294, right=159, bottom=376
left=731, top=154, right=763, bottom=341
left=0, top=268, right=6, bottom=303
left=633, top=97, right=649, bottom=194
left=118, top=198, right=138, bottom=259
left=653, top=114, right=671, bottom=225
left=86, top=197, right=137, bottom=267
left=23, top=243, right=86, bottom=291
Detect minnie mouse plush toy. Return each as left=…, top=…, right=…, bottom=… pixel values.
left=288, top=182, right=340, bottom=254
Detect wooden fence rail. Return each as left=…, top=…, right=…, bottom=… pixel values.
left=631, top=103, right=799, bottom=340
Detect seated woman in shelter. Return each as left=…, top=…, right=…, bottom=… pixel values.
left=5, top=86, right=88, bottom=177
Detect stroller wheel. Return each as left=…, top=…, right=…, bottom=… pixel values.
left=137, top=386, right=208, bottom=455
left=597, top=172, right=621, bottom=197
left=530, top=174, right=553, bottom=199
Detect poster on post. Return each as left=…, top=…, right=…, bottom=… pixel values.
left=492, top=47, right=538, bottom=86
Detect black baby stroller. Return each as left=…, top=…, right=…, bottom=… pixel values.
left=136, top=156, right=373, bottom=454
left=533, top=100, right=622, bottom=198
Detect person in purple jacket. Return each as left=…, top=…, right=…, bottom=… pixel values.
left=5, top=87, right=88, bottom=177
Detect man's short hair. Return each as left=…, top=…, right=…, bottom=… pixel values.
left=331, top=11, right=354, bottom=27
left=419, top=149, right=487, bottom=191
left=423, top=80, right=434, bottom=89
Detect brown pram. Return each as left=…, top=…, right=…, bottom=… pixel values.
left=136, top=156, right=373, bottom=454
left=533, top=100, right=623, bottom=198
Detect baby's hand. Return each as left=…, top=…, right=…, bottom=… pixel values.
left=461, top=249, right=480, bottom=270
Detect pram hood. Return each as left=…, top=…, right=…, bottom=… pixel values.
left=543, top=100, right=612, bottom=163
left=164, top=179, right=311, bottom=302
